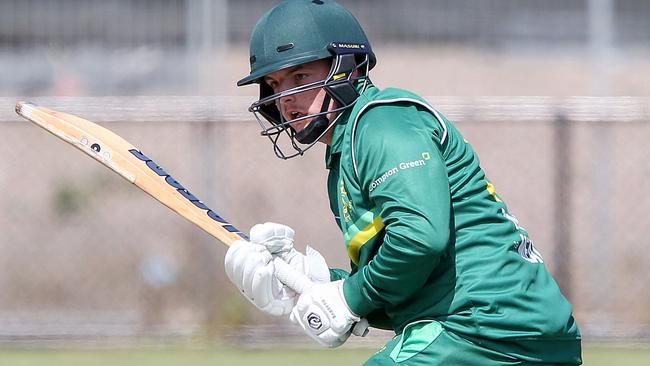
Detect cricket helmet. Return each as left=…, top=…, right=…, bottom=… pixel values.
left=237, top=0, right=376, bottom=159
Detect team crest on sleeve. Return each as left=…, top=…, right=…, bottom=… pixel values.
left=339, top=179, right=354, bottom=223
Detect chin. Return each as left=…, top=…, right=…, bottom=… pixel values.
left=292, top=119, right=311, bottom=131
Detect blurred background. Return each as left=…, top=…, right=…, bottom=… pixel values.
left=0, top=0, right=649, bottom=364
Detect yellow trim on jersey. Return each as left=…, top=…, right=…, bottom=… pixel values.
left=486, top=181, right=503, bottom=202
left=348, top=215, right=385, bottom=265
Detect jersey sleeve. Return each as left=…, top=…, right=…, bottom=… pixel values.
left=342, top=103, right=452, bottom=316
left=329, top=268, right=350, bottom=281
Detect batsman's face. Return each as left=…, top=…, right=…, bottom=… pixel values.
left=263, top=59, right=336, bottom=143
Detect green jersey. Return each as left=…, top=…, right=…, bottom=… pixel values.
left=325, top=84, right=581, bottom=363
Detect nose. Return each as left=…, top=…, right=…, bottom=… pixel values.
left=277, top=90, right=295, bottom=111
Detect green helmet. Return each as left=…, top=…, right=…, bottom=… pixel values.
left=237, top=0, right=376, bottom=87
left=238, top=0, right=376, bottom=159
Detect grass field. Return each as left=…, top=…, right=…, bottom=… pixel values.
left=0, top=344, right=649, bottom=366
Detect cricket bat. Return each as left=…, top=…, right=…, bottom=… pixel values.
left=15, top=101, right=369, bottom=336
left=16, top=101, right=248, bottom=245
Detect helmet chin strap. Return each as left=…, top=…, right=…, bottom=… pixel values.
left=294, top=94, right=332, bottom=145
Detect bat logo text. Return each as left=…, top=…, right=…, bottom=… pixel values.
left=129, top=149, right=247, bottom=239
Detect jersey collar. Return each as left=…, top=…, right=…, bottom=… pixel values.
left=325, top=82, right=377, bottom=169
left=325, top=109, right=349, bottom=169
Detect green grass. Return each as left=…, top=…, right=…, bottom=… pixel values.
left=0, top=344, right=648, bottom=366
left=582, top=344, right=650, bottom=366
left=0, top=347, right=374, bottom=366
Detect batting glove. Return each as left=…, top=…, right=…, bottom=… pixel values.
left=250, top=222, right=330, bottom=284
left=224, top=240, right=295, bottom=316
left=290, top=280, right=360, bottom=348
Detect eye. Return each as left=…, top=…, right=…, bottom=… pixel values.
left=264, top=78, right=278, bottom=90
left=295, top=73, right=308, bottom=82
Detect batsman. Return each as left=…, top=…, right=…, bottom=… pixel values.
left=225, top=1, right=582, bottom=364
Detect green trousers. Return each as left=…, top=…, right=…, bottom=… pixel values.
left=363, top=320, right=581, bottom=366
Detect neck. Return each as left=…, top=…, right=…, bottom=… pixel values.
left=321, top=128, right=334, bottom=145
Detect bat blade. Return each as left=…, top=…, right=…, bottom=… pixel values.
left=16, top=101, right=247, bottom=246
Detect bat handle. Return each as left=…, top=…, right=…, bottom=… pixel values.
left=272, top=256, right=370, bottom=337
left=273, top=256, right=313, bottom=294
left=352, top=318, right=369, bottom=337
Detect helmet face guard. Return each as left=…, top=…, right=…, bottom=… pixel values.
left=249, top=48, right=371, bottom=159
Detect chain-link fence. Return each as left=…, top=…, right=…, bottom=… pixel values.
left=2, top=0, right=650, bottom=96
left=2, top=0, right=649, bottom=47
left=0, top=96, right=648, bottom=345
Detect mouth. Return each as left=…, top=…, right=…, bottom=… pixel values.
left=288, top=111, right=304, bottom=121
left=284, top=111, right=308, bottom=130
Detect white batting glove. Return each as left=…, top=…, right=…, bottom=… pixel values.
left=289, top=280, right=360, bottom=348
left=224, top=240, right=294, bottom=316
left=250, top=222, right=330, bottom=284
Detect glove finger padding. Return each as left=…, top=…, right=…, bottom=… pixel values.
left=224, top=240, right=295, bottom=316
left=304, top=246, right=331, bottom=284
left=250, top=222, right=295, bottom=254
left=251, top=261, right=296, bottom=316
left=281, top=245, right=331, bottom=285
left=249, top=223, right=330, bottom=286
left=225, top=241, right=262, bottom=291
left=242, top=247, right=269, bottom=296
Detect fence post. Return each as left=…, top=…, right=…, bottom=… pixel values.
left=553, top=113, right=573, bottom=300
